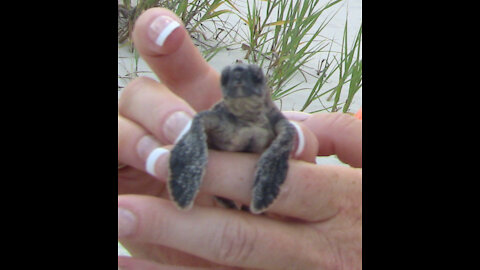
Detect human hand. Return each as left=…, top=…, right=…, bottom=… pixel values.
left=118, top=7, right=361, bottom=270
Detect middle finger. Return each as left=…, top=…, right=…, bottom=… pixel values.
left=150, top=147, right=362, bottom=222
left=119, top=76, right=196, bottom=145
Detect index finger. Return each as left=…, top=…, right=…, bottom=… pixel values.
left=132, top=8, right=222, bottom=111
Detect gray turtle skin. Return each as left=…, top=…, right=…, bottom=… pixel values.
left=168, top=63, right=296, bottom=214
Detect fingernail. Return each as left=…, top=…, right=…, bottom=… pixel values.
left=118, top=207, right=137, bottom=238
left=145, top=147, right=169, bottom=177
left=163, top=111, right=192, bottom=144
left=136, top=135, right=161, bottom=161
left=290, top=121, right=305, bottom=157
left=148, top=15, right=181, bottom=47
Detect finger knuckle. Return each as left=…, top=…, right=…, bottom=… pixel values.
left=307, top=220, right=363, bottom=270
left=125, top=76, right=155, bottom=94
left=328, top=112, right=358, bottom=132
left=310, top=231, right=345, bottom=270
left=119, top=77, right=156, bottom=108
left=278, top=167, right=338, bottom=222
left=213, top=218, right=257, bottom=264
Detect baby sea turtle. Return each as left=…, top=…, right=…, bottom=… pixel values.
left=168, top=63, right=296, bottom=214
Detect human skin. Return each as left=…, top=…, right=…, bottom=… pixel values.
left=118, top=8, right=362, bottom=270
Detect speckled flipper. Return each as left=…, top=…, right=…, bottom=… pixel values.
left=250, top=118, right=295, bottom=214
left=168, top=112, right=215, bottom=209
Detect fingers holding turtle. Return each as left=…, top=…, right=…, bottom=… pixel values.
left=163, top=64, right=357, bottom=220
left=167, top=64, right=301, bottom=214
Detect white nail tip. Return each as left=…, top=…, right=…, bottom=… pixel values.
left=145, top=148, right=168, bottom=176
left=290, top=121, right=305, bottom=157
left=174, top=119, right=192, bottom=144
left=155, top=20, right=180, bottom=46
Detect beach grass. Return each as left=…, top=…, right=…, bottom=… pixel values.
left=118, top=0, right=362, bottom=113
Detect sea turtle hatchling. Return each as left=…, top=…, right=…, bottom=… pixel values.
left=168, top=63, right=296, bottom=214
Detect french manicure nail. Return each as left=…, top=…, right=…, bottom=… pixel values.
left=145, top=147, right=169, bottom=176
left=148, top=15, right=181, bottom=47
left=118, top=207, right=137, bottom=238
left=163, top=111, right=192, bottom=144
left=290, top=121, right=305, bottom=157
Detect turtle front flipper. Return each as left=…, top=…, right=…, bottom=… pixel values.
left=250, top=118, right=295, bottom=214
left=168, top=111, right=218, bottom=210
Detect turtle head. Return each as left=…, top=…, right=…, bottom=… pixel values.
left=220, top=64, right=267, bottom=100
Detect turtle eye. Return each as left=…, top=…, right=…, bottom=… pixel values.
left=221, top=66, right=230, bottom=86
left=249, top=65, right=264, bottom=85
